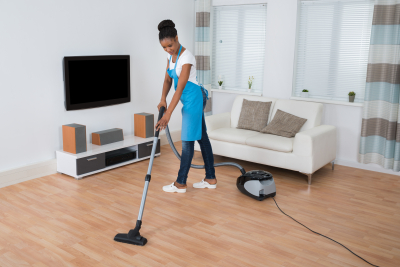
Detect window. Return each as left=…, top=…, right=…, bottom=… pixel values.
left=292, top=0, right=374, bottom=103
left=211, top=4, right=267, bottom=93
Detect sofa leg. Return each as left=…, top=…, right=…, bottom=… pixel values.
left=300, top=172, right=313, bottom=184
left=307, top=173, right=312, bottom=185
left=331, top=160, right=335, bottom=171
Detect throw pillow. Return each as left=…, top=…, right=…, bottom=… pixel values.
left=261, top=109, right=307, bottom=138
left=237, top=99, right=272, bottom=132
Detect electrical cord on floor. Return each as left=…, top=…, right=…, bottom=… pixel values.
left=271, top=197, right=379, bottom=267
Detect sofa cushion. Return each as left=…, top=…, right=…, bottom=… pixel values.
left=261, top=109, right=307, bottom=138
left=237, top=99, right=272, bottom=132
left=231, top=95, right=277, bottom=128
left=270, top=100, right=323, bottom=131
left=208, top=128, right=259, bottom=145
left=245, top=133, right=294, bottom=152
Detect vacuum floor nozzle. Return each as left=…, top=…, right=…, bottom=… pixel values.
left=114, top=220, right=147, bottom=246
left=114, top=232, right=147, bottom=246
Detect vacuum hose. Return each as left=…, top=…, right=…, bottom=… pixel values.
left=161, top=111, right=379, bottom=267
left=164, top=124, right=246, bottom=175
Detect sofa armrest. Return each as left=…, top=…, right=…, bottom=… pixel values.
left=205, top=112, right=231, bottom=132
left=293, top=125, right=336, bottom=161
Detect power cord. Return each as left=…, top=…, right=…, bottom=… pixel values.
left=271, top=197, right=379, bottom=267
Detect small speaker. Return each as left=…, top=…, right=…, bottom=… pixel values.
left=62, top=123, right=87, bottom=154
left=92, top=128, right=124, bottom=146
left=134, top=113, right=154, bottom=138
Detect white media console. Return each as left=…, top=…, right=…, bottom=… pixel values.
left=56, top=135, right=160, bottom=179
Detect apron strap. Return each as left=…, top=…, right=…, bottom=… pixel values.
left=168, top=45, right=183, bottom=71
left=174, top=45, right=183, bottom=70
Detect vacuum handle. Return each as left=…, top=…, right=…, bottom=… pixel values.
left=155, top=106, right=166, bottom=138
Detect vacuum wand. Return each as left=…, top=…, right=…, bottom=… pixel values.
left=114, top=106, right=166, bottom=246
left=137, top=107, right=164, bottom=221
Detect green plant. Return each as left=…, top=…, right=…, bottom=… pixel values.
left=348, top=91, right=356, bottom=96
left=302, top=89, right=309, bottom=92
left=218, top=81, right=223, bottom=86
left=248, top=76, right=254, bottom=89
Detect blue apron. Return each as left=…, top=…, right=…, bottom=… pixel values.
left=167, top=45, right=206, bottom=141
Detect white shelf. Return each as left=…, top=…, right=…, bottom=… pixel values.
left=210, top=88, right=262, bottom=96
left=290, top=97, right=363, bottom=107
left=56, top=135, right=155, bottom=159
left=56, top=134, right=160, bottom=179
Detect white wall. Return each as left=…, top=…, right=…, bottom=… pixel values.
left=0, top=0, right=194, bottom=172
left=212, top=0, right=399, bottom=175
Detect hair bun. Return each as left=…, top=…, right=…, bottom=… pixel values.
left=158, top=20, right=175, bottom=31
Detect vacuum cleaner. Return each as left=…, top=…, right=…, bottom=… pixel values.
left=114, top=107, right=379, bottom=267
left=114, top=107, right=276, bottom=246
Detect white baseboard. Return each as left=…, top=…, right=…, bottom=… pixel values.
left=0, top=159, right=57, bottom=189
left=159, top=130, right=399, bottom=176
left=2, top=135, right=397, bottom=189
left=335, top=158, right=400, bottom=176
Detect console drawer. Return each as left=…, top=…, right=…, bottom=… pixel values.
left=138, top=139, right=160, bottom=158
left=76, top=153, right=106, bottom=175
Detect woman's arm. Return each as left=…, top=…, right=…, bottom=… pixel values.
left=156, top=64, right=192, bottom=131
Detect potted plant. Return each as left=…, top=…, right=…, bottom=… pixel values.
left=218, top=75, right=223, bottom=89
left=218, top=80, right=223, bottom=90
left=248, top=76, right=254, bottom=92
left=348, top=91, right=356, bottom=102
left=301, top=89, right=309, bottom=98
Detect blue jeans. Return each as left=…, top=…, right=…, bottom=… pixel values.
left=176, top=90, right=216, bottom=185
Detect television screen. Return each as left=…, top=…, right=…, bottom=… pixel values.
left=63, top=55, right=130, bottom=111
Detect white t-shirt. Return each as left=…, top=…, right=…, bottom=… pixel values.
left=167, top=49, right=199, bottom=85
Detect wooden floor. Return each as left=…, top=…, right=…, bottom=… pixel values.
left=0, top=142, right=399, bottom=267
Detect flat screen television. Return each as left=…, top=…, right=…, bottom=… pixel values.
left=63, top=55, right=130, bottom=111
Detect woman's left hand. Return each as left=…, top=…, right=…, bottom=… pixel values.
left=155, top=112, right=171, bottom=131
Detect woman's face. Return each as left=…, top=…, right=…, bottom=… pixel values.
left=160, top=36, right=179, bottom=56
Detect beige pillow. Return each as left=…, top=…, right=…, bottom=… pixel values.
left=237, top=99, right=272, bottom=132
left=261, top=109, right=307, bottom=138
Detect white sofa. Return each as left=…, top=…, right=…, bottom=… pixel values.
left=194, top=95, right=336, bottom=184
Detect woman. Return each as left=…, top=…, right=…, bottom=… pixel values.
left=155, top=19, right=216, bottom=193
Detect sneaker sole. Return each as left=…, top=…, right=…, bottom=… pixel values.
left=163, top=189, right=187, bottom=193
left=193, top=185, right=217, bottom=189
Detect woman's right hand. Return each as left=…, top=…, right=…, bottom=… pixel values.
left=157, top=100, right=167, bottom=111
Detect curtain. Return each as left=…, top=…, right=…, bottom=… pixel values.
left=195, top=0, right=212, bottom=115
left=359, top=0, right=400, bottom=170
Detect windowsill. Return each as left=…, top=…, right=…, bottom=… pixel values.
left=210, top=88, right=262, bottom=96
left=290, top=97, right=363, bottom=107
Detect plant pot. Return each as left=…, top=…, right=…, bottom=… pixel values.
left=219, top=86, right=222, bottom=90
left=248, top=88, right=252, bottom=92
left=301, top=92, right=309, bottom=98
left=349, top=95, right=355, bottom=102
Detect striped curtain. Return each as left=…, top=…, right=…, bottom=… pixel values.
left=359, top=0, right=400, bottom=171
left=195, top=0, right=212, bottom=115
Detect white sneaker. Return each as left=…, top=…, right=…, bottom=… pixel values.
left=162, top=183, right=186, bottom=193
left=193, top=179, right=217, bottom=189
